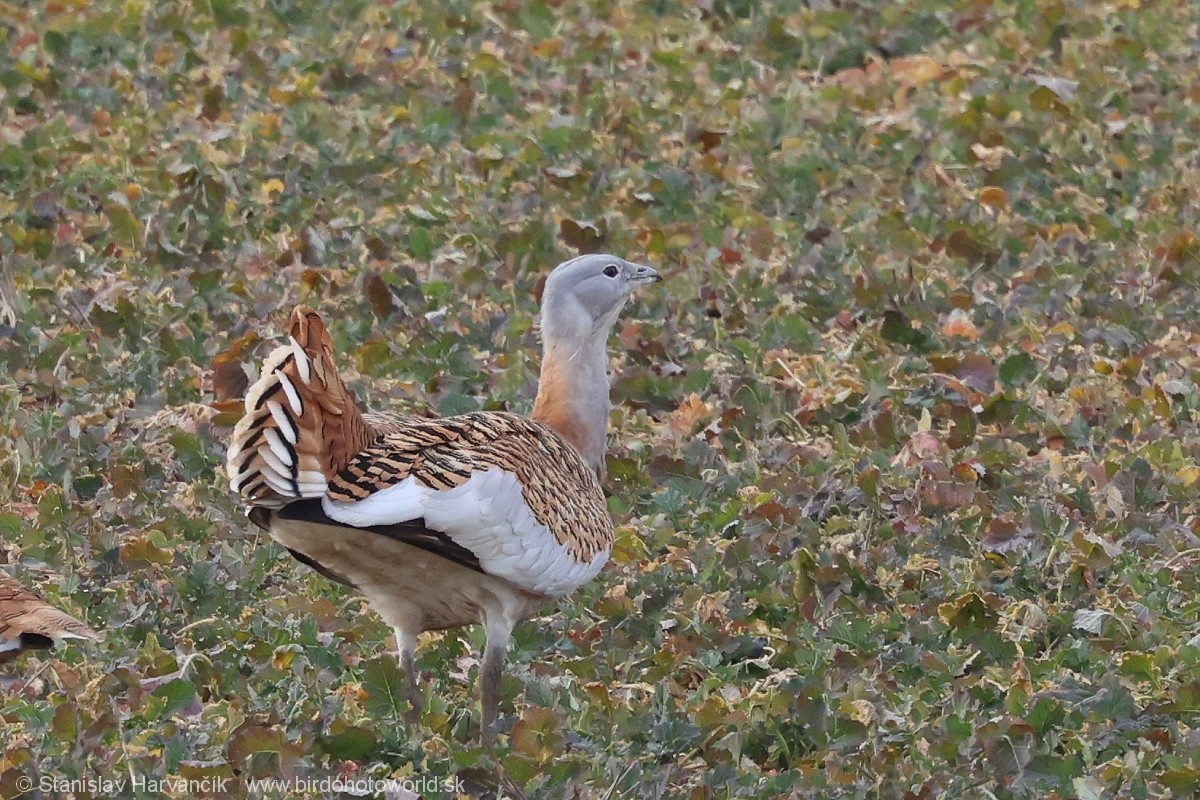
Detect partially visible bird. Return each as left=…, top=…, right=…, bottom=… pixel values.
left=0, top=571, right=100, bottom=664
left=226, top=254, right=660, bottom=743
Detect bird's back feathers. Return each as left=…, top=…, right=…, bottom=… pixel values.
left=321, top=412, right=612, bottom=596
left=328, top=412, right=609, bottom=557
left=0, top=572, right=99, bottom=662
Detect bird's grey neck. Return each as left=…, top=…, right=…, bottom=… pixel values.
left=532, top=332, right=611, bottom=476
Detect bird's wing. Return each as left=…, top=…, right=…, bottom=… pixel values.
left=317, top=411, right=613, bottom=598
left=273, top=499, right=485, bottom=576
left=0, top=573, right=99, bottom=659
left=226, top=306, right=419, bottom=507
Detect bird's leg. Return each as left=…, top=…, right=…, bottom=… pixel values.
left=480, top=613, right=515, bottom=748
left=394, top=627, right=420, bottom=726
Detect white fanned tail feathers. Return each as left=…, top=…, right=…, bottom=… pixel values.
left=226, top=307, right=384, bottom=507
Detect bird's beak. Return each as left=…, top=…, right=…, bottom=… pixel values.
left=628, top=263, right=662, bottom=286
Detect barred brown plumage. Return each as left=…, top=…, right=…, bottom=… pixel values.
left=0, top=572, right=100, bottom=663
left=329, top=412, right=611, bottom=561
left=225, top=254, right=660, bottom=747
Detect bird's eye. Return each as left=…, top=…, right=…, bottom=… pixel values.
left=603, top=264, right=620, bottom=278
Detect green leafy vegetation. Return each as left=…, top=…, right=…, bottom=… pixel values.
left=3, top=0, right=1200, bottom=797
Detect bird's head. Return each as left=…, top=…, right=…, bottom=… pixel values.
left=541, top=254, right=661, bottom=342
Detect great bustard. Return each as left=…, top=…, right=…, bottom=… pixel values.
left=226, top=255, right=659, bottom=743
left=0, top=571, right=99, bottom=663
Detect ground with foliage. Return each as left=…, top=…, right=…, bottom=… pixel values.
left=1, top=0, right=1199, bottom=798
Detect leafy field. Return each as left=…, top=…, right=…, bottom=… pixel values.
left=3, top=0, right=1200, bottom=797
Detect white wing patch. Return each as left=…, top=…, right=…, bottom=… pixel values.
left=321, top=468, right=608, bottom=597
left=319, top=479, right=430, bottom=527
